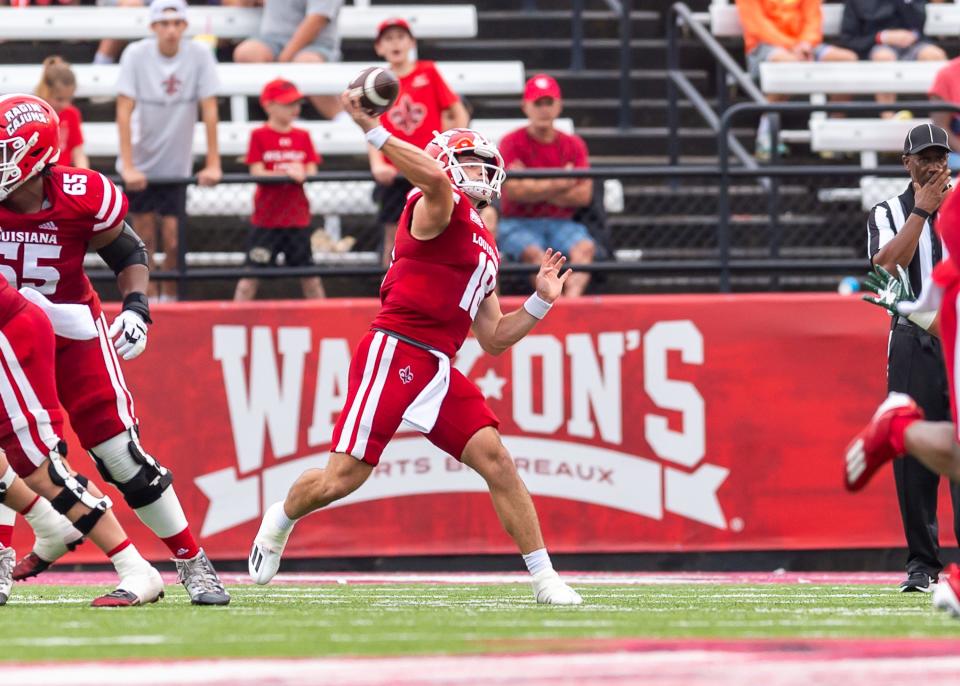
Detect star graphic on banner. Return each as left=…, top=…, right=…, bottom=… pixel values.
left=475, top=368, right=508, bottom=400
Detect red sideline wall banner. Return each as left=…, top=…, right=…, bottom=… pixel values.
left=14, top=294, right=914, bottom=562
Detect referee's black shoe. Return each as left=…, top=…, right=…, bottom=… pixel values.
left=900, top=571, right=937, bottom=593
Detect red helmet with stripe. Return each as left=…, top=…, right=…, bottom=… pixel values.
left=425, top=128, right=505, bottom=206
left=0, top=93, right=60, bottom=202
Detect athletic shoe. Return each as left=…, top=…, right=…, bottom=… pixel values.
left=0, top=546, right=14, bottom=606
left=845, top=392, right=924, bottom=491
left=175, top=548, right=230, bottom=606
left=899, top=571, right=937, bottom=593
left=91, top=565, right=164, bottom=607
left=13, top=537, right=84, bottom=581
left=531, top=569, right=583, bottom=605
left=249, top=501, right=293, bottom=585
left=933, top=564, right=960, bottom=615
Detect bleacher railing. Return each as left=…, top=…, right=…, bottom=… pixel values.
left=84, top=158, right=955, bottom=299
left=666, top=1, right=763, bottom=171
left=716, top=101, right=960, bottom=291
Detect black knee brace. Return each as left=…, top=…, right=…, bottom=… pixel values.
left=46, top=453, right=112, bottom=536
left=0, top=466, right=15, bottom=505
left=91, top=429, right=173, bottom=510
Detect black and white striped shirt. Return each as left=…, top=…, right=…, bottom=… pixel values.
left=868, top=184, right=947, bottom=296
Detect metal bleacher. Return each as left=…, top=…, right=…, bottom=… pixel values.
left=0, top=5, right=478, bottom=41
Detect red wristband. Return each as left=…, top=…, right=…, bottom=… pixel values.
left=876, top=31, right=884, bottom=44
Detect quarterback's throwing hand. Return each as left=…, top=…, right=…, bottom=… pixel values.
left=108, top=310, right=148, bottom=361
left=536, top=248, right=571, bottom=303
left=340, top=91, right=378, bottom=132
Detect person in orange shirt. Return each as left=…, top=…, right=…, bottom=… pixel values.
left=735, top=0, right=857, bottom=158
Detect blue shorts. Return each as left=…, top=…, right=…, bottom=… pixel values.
left=746, top=42, right=836, bottom=79
left=497, top=218, right=593, bottom=261
left=869, top=41, right=936, bottom=62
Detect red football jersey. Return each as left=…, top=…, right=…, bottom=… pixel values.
left=381, top=61, right=459, bottom=165
left=246, top=125, right=320, bottom=229
left=57, top=105, right=84, bottom=165
left=0, top=277, right=27, bottom=329
left=372, top=187, right=499, bottom=357
left=0, top=166, right=127, bottom=313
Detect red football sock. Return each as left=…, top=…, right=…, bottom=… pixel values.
left=0, top=524, right=12, bottom=548
left=890, top=414, right=920, bottom=456
left=161, top=527, right=199, bottom=559
left=18, top=495, right=40, bottom=516
left=106, top=539, right=132, bottom=558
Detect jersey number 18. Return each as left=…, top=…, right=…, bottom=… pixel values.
left=459, top=252, right=497, bottom=320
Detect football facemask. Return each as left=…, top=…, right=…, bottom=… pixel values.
left=428, top=128, right=506, bottom=206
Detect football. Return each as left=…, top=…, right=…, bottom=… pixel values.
left=347, top=67, right=400, bottom=116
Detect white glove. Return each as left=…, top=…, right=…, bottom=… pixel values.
left=108, top=310, right=148, bottom=360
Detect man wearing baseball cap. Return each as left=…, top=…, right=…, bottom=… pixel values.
left=116, top=0, right=221, bottom=302
left=368, top=16, right=469, bottom=265
left=495, top=74, right=595, bottom=297
left=867, top=122, right=960, bottom=593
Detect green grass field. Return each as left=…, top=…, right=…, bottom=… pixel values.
left=5, top=583, right=960, bottom=662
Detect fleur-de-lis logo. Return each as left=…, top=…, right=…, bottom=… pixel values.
left=387, top=94, right=427, bottom=136
left=399, top=366, right=414, bottom=385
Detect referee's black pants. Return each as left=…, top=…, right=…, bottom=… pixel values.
left=888, top=321, right=960, bottom=578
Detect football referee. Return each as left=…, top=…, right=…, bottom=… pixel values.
left=868, top=123, right=959, bottom=592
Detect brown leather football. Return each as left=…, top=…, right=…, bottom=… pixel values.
left=347, top=67, right=400, bottom=116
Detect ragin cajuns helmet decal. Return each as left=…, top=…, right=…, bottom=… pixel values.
left=0, top=94, right=60, bottom=202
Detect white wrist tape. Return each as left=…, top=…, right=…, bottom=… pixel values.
left=365, top=126, right=391, bottom=150
left=908, top=310, right=936, bottom=331
left=523, top=293, right=553, bottom=320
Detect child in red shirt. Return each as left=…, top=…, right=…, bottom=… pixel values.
left=369, top=17, right=469, bottom=265
left=35, top=55, right=88, bottom=169
left=234, top=79, right=324, bottom=301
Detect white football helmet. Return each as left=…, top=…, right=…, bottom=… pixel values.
left=425, top=128, right=505, bottom=206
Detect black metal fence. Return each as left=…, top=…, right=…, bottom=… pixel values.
left=91, top=160, right=923, bottom=300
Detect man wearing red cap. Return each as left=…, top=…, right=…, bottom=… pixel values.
left=369, top=17, right=470, bottom=265
left=496, top=74, right=595, bottom=297
left=235, top=79, right=324, bottom=301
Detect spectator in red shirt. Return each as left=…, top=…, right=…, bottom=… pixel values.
left=35, top=56, right=88, bottom=169
left=497, top=74, right=594, bottom=297
left=930, top=58, right=960, bottom=170
left=369, top=17, right=469, bottom=265
left=234, top=79, right=325, bottom=301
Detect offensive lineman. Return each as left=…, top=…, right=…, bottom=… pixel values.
left=0, top=93, right=228, bottom=605
left=0, top=275, right=163, bottom=606
left=249, top=90, right=582, bottom=605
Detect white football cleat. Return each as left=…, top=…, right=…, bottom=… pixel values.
left=249, top=502, right=293, bottom=585
left=531, top=569, right=583, bottom=605
left=92, top=565, right=164, bottom=607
